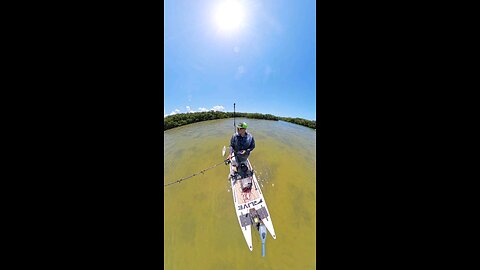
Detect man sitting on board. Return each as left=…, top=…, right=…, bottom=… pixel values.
left=227, top=122, right=255, bottom=172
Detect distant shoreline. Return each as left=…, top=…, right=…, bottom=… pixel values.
left=164, top=111, right=316, bottom=131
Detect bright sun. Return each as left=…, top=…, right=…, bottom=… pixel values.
left=214, top=0, right=245, bottom=32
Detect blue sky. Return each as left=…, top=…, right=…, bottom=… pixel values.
left=164, top=0, right=316, bottom=120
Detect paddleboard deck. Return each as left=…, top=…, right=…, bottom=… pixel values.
left=229, top=154, right=276, bottom=252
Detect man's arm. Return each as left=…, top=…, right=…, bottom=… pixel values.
left=228, top=135, right=235, bottom=158
left=246, top=136, right=255, bottom=154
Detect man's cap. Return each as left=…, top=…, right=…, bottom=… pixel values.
left=236, top=122, right=248, bottom=129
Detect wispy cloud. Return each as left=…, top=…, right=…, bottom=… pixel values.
left=211, top=105, right=225, bottom=111
left=164, top=105, right=226, bottom=117
left=235, top=65, right=246, bottom=79
left=167, top=109, right=180, bottom=116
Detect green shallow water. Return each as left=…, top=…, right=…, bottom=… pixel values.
left=164, top=118, right=316, bottom=269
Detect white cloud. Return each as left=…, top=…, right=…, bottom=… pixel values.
left=169, top=109, right=180, bottom=116
left=211, top=105, right=225, bottom=111
left=165, top=105, right=225, bottom=116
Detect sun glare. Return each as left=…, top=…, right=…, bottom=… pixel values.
left=214, top=0, right=245, bottom=32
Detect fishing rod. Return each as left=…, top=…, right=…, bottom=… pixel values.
left=233, top=102, right=236, bottom=133
left=164, top=146, right=230, bottom=187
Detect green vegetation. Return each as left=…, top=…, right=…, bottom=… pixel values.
left=279, top=117, right=316, bottom=129
left=164, top=111, right=316, bottom=130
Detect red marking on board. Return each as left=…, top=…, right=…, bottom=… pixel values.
left=241, top=192, right=251, bottom=202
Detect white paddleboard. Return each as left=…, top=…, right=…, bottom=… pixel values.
left=228, top=154, right=276, bottom=251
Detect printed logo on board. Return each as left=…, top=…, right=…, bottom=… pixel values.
left=238, top=199, right=263, bottom=210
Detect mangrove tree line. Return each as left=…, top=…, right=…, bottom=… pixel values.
left=164, top=111, right=316, bottom=130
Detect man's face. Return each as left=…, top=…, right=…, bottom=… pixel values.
left=239, top=128, right=246, bottom=135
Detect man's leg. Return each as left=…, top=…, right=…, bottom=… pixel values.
left=236, top=156, right=245, bottom=166
left=236, top=155, right=250, bottom=176
left=232, top=156, right=239, bottom=172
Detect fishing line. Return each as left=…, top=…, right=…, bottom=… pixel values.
left=164, top=161, right=227, bottom=187
left=165, top=146, right=229, bottom=187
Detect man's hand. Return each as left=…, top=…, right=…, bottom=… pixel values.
left=227, top=154, right=232, bottom=160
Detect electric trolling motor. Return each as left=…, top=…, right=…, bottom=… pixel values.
left=259, top=224, right=267, bottom=257
left=250, top=208, right=267, bottom=257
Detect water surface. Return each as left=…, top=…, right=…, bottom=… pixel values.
left=164, top=118, right=316, bottom=269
